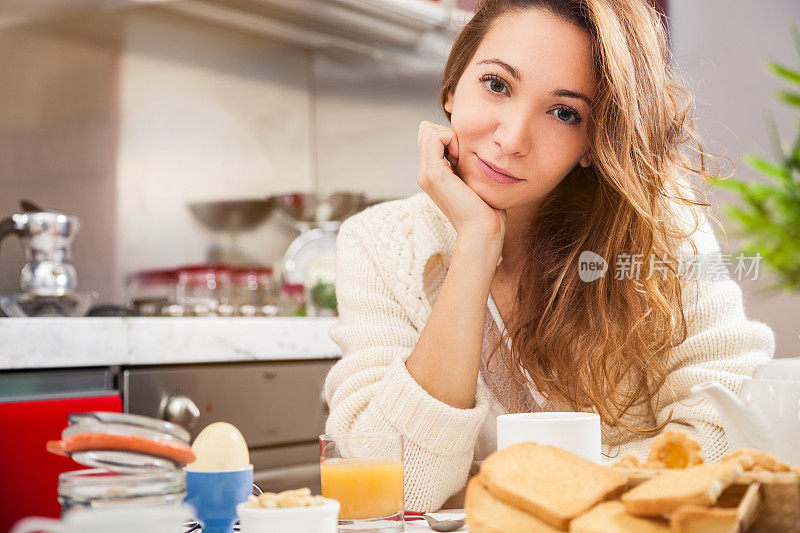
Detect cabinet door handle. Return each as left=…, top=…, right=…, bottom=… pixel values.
left=160, top=395, right=200, bottom=430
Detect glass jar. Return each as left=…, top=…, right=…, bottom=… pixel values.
left=278, top=282, right=306, bottom=316
left=127, top=269, right=178, bottom=316
left=59, top=468, right=186, bottom=515
left=53, top=412, right=190, bottom=519
left=232, top=266, right=277, bottom=316
left=175, top=264, right=233, bottom=316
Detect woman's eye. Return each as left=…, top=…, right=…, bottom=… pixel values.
left=549, top=107, right=582, bottom=125
left=477, top=76, right=582, bottom=126
left=480, top=75, right=509, bottom=95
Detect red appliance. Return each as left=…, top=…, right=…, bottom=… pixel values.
left=0, top=393, right=121, bottom=532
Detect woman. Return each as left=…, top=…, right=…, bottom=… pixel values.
left=324, top=0, right=775, bottom=512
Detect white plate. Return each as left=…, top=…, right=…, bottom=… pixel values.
left=282, top=228, right=338, bottom=285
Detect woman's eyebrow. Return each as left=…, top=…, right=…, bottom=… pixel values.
left=476, top=57, right=593, bottom=106
left=550, top=88, right=593, bottom=107
left=477, top=58, right=522, bottom=81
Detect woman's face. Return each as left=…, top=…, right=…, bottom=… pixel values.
left=445, top=8, right=597, bottom=211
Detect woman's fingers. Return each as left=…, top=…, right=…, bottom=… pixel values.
left=418, top=122, right=456, bottom=184
left=445, top=130, right=459, bottom=170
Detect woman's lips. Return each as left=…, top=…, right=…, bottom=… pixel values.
left=476, top=156, right=523, bottom=185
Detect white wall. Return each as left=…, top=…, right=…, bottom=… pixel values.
left=670, top=0, right=800, bottom=355
left=115, top=10, right=313, bottom=299
left=314, top=50, right=445, bottom=200
left=0, top=18, right=120, bottom=299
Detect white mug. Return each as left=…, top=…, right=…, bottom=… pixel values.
left=496, top=412, right=601, bottom=463
left=11, top=505, right=187, bottom=533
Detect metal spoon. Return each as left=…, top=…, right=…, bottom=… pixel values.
left=424, top=514, right=466, bottom=532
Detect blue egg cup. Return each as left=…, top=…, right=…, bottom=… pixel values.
left=185, top=466, right=254, bottom=533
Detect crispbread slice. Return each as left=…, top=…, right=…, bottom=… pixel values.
left=480, top=443, right=629, bottom=530
left=569, top=501, right=670, bottom=533
left=670, top=505, right=739, bottom=533
left=721, top=448, right=792, bottom=472
left=621, top=462, right=743, bottom=516
left=465, top=475, right=562, bottom=533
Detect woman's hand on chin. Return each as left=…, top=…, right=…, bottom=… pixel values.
left=417, top=121, right=507, bottom=247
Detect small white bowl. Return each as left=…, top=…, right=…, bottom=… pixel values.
left=236, top=498, right=340, bottom=533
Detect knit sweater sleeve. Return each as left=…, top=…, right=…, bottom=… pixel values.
left=602, top=213, right=775, bottom=465
left=323, top=220, right=491, bottom=512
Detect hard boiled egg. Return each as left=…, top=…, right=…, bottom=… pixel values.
left=187, top=422, right=250, bottom=471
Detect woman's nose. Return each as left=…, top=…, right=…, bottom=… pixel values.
left=491, top=111, right=532, bottom=156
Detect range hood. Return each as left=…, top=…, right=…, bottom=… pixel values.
left=159, top=0, right=472, bottom=58
left=1, top=0, right=472, bottom=58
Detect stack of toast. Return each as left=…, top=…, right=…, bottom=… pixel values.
left=465, top=431, right=798, bottom=532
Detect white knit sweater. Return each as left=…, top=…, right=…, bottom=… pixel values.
left=324, top=191, right=775, bottom=512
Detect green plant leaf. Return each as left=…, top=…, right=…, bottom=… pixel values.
left=779, top=91, right=800, bottom=108
left=791, top=127, right=800, bottom=167
left=723, top=205, right=768, bottom=231
left=765, top=113, right=786, bottom=161
left=710, top=176, right=746, bottom=192
left=744, top=154, right=791, bottom=181
left=311, top=280, right=337, bottom=309
left=768, top=63, right=800, bottom=86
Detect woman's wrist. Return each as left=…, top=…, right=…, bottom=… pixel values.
left=453, top=233, right=502, bottom=274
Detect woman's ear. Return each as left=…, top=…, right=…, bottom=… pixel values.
left=444, top=92, right=454, bottom=114
left=579, top=152, right=591, bottom=168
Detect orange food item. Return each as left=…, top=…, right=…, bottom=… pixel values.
left=320, top=458, right=404, bottom=520
left=46, top=433, right=195, bottom=466
left=647, top=431, right=704, bottom=469
left=45, top=439, right=67, bottom=456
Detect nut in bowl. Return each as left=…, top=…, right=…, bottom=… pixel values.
left=236, top=488, right=340, bottom=533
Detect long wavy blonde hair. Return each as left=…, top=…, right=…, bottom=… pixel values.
left=439, top=0, right=722, bottom=436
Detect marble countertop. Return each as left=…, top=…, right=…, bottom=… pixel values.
left=0, top=317, right=341, bottom=370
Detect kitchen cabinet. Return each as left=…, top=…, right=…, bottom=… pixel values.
left=0, top=368, right=121, bottom=532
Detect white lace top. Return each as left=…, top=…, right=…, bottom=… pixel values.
left=473, top=293, right=570, bottom=464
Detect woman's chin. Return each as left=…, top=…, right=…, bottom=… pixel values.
left=465, top=177, right=518, bottom=210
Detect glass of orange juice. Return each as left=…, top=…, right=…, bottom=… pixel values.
left=319, top=432, right=404, bottom=532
